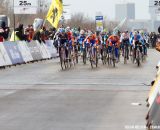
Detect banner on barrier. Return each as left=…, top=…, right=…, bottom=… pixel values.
left=3, top=42, right=24, bottom=64
left=17, top=41, right=33, bottom=62
left=0, top=44, right=6, bottom=66
left=148, top=75, right=160, bottom=109
left=147, top=93, right=160, bottom=126
left=0, top=43, right=12, bottom=66
left=36, top=41, right=51, bottom=59
left=27, top=41, right=43, bottom=61
left=45, top=40, right=58, bottom=58
left=43, top=43, right=52, bottom=58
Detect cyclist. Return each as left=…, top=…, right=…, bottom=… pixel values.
left=65, top=26, right=72, bottom=41
left=78, top=30, right=86, bottom=56
left=120, top=31, right=130, bottom=60
left=58, top=28, right=68, bottom=59
left=84, top=31, right=97, bottom=63
left=107, top=31, right=120, bottom=63
left=139, top=30, right=147, bottom=56
left=10, top=24, right=27, bottom=41
left=130, top=31, right=142, bottom=62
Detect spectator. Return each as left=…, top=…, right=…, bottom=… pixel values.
left=25, top=25, right=34, bottom=41
left=0, top=21, right=9, bottom=42
left=10, top=24, right=27, bottom=41
left=33, top=27, right=46, bottom=43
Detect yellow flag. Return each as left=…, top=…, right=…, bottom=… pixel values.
left=46, top=0, right=63, bottom=28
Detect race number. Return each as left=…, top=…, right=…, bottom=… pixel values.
left=154, top=1, right=160, bottom=6
left=19, top=1, right=31, bottom=6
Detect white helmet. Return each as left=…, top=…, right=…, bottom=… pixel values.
left=133, top=31, right=138, bottom=35
left=66, top=26, right=70, bottom=32
left=80, top=30, right=85, bottom=35
left=122, top=32, right=125, bottom=37
left=139, top=30, right=144, bottom=35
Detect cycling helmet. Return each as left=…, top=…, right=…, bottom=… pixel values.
left=58, top=28, right=65, bottom=33
left=139, top=30, right=144, bottom=35
left=133, top=31, right=138, bottom=35
left=75, top=30, right=79, bottom=35
left=122, top=32, right=125, bottom=37
left=80, top=30, right=85, bottom=35
left=103, top=29, right=107, bottom=33
left=65, top=26, right=70, bottom=32
left=113, top=30, right=118, bottom=36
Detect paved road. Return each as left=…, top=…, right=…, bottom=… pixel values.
left=0, top=49, right=159, bottom=130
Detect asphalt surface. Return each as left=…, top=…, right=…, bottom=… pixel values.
left=0, top=49, right=159, bottom=130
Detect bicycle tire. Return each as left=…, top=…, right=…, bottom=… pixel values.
left=83, top=49, right=87, bottom=64
left=96, top=50, right=98, bottom=68
left=112, top=46, right=116, bottom=67
left=137, top=50, right=141, bottom=67
left=124, top=46, right=127, bottom=64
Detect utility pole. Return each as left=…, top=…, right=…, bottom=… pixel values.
left=13, top=0, right=15, bottom=41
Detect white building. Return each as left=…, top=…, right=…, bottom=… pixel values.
left=114, top=1, right=160, bottom=32
left=127, top=20, right=151, bottom=32
left=115, top=3, right=135, bottom=21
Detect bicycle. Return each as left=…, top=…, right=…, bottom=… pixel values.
left=59, top=44, right=67, bottom=70
left=65, top=45, right=73, bottom=69
left=101, top=44, right=107, bottom=65
left=123, top=42, right=129, bottom=64
left=111, top=45, right=116, bottom=67
left=89, top=44, right=98, bottom=68
left=82, top=45, right=87, bottom=64
left=135, top=44, right=142, bottom=67
left=142, top=44, right=147, bottom=62
left=107, top=44, right=116, bottom=67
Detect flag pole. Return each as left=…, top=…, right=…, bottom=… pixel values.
left=13, top=0, right=15, bottom=41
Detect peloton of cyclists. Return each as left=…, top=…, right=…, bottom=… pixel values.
left=55, top=26, right=148, bottom=67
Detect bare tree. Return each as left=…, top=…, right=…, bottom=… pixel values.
left=66, top=13, right=96, bottom=31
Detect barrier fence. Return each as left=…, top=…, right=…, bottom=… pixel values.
left=0, top=40, right=58, bottom=68
left=146, top=64, right=160, bottom=129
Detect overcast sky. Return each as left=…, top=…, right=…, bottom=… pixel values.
left=62, top=0, right=151, bottom=20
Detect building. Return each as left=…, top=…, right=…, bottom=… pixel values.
left=124, top=19, right=160, bottom=32
left=127, top=20, right=151, bottom=32
left=115, top=3, right=135, bottom=21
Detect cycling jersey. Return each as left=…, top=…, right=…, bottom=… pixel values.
left=107, top=35, right=120, bottom=47
left=130, top=34, right=141, bottom=45
left=78, top=35, right=86, bottom=45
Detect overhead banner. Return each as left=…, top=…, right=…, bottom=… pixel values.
left=149, top=0, right=160, bottom=15
left=14, top=0, right=38, bottom=14
left=95, top=16, right=103, bottom=32
left=149, top=0, right=160, bottom=8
